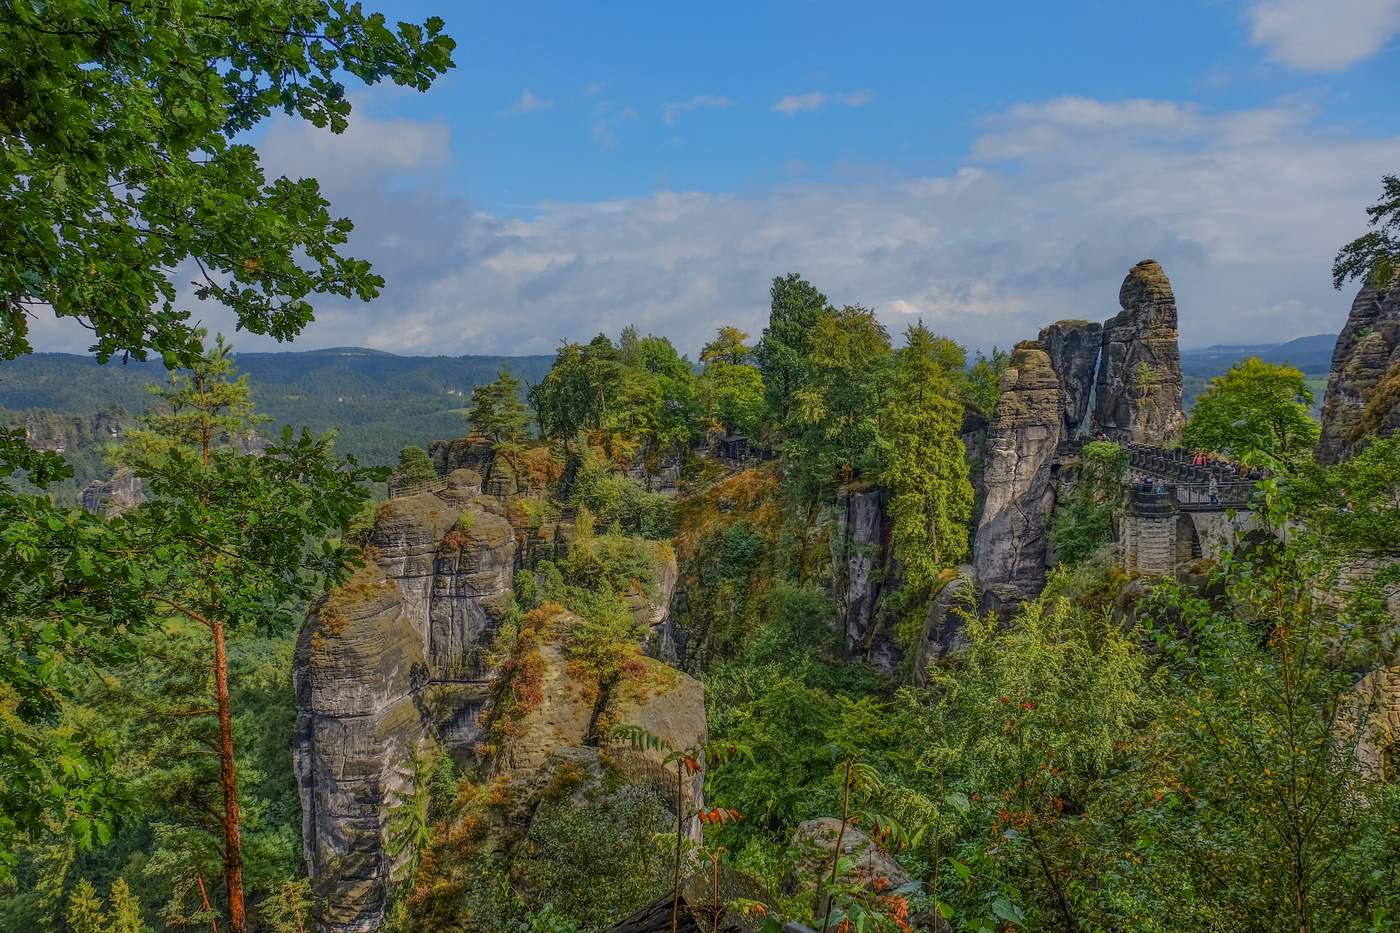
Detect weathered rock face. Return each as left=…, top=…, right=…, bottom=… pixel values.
left=295, top=479, right=517, bottom=933
left=835, top=488, right=898, bottom=670
left=1039, top=319, right=1103, bottom=437
left=633, top=547, right=680, bottom=659
left=1316, top=279, right=1400, bottom=465
left=912, top=566, right=973, bottom=688
left=294, top=566, right=428, bottom=933
left=489, top=626, right=709, bottom=840
left=787, top=818, right=944, bottom=931
left=789, top=818, right=912, bottom=895
left=79, top=469, right=146, bottom=516
left=972, top=343, right=1062, bottom=615
left=1092, top=260, right=1186, bottom=443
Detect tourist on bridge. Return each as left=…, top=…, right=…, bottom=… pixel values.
left=1208, top=474, right=1219, bottom=506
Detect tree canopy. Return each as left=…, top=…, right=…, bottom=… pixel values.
left=0, top=0, right=455, bottom=362
left=758, top=273, right=831, bottom=425
left=466, top=367, right=530, bottom=448
left=0, top=0, right=453, bottom=883
left=1334, top=174, right=1400, bottom=290
left=1180, top=357, right=1319, bottom=468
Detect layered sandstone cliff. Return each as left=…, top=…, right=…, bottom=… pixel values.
left=972, top=342, right=1063, bottom=614
left=1316, top=278, right=1400, bottom=465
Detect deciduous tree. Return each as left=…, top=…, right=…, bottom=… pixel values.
left=1180, top=358, right=1319, bottom=468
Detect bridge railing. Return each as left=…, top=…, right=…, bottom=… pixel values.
left=1173, top=481, right=1257, bottom=511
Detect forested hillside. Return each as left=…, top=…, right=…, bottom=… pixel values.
left=0, top=349, right=553, bottom=499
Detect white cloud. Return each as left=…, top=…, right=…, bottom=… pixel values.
left=1245, top=0, right=1400, bottom=69
left=663, top=94, right=735, bottom=125
left=505, top=88, right=553, bottom=115
left=771, top=89, right=875, bottom=115
left=34, top=95, right=1397, bottom=365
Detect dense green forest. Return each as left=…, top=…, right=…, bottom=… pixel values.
left=7, top=275, right=1396, bottom=933
left=1, top=335, right=1333, bottom=506
left=2, top=2, right=1398, bottom=933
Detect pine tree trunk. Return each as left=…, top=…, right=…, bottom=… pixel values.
left=213, top=619, right=246, bottom=933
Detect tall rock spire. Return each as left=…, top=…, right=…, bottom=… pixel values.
left=1091, top=259, right=1186, bottom=443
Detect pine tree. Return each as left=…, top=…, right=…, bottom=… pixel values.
left=393, top=446, right=438, bottom=487
left=758, top=273, right=831, bottom=425
left=106, top=878, right=147, bottom=933
left=112, top=335, right=382, bottom=933
left=883, top=323, right=974, bottom=588
left=66, top=879, right=108, bottom=933
left=466, top=367, right=530, bottom=448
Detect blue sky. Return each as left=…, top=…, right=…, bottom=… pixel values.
left=375, top=0, right=1397, bottom=213
left=35, top=0, right=1400, bottom=359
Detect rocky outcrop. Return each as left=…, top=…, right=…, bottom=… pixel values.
left=835, top=488, right=898, bottom=670
left=633, top=547, right=680, bottom=658
left=911, top=566, right=973, bottom=687
left=1039, top=319, right=1102, bottom=437
left=79, top=468, right=145, bottom=516
left=491, top=629, right=708, bottom=834
left=972, top=343, right=1062, bottom=615
left=1092, top=260, right=1186, bottom=443
left=1316, top=279, right=1400, bottom=465
left=294, top=566, right=428, bottom=932
left=295, top=476, right=516, bottom=933
left=788, top=818, right=942, bottom=931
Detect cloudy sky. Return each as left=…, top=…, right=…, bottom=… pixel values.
left=40, top=0, right=1400, bottom=358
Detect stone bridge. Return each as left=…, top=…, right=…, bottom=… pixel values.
left=1093, top=442, right=1268, bottom=574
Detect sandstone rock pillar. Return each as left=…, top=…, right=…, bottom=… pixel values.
left=1039, top=319, right=1103, bottom=438
left=972, top=341, right=1062, bottom=615
left=1091, top=260, right=1186, bottom=443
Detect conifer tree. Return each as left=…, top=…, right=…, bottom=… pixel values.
left=66, top=879, right=107, bottom=933
left=466, top=367, right=530, bottom=448
left=788, top=305, right=894, bottom=495
left=393, top=445, right=438, bottom=487
left=106, top=878, right=146, bottom=933
left=758, top=273, right=832, bottom=425
left=884, top=323, right=974, bottom=586
left=112, top=335, right=382, bottom=933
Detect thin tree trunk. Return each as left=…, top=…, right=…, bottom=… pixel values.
left=213, top=619, right=246, bottom=933
left=672, top=761, right=684, bottom=933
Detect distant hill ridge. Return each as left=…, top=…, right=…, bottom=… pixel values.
left=0, top=350, right=557, bottom=496
left=1180, top=334, right=1336, bottom=377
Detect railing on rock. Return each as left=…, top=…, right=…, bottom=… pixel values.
left=388, top=474, right=449, bottom=499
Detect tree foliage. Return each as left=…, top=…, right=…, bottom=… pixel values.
left=1049, top=440, right=1128, bottom=567
left=466, top=366, right=530, bottom=448
left=0, top=0, right=453, bottom=879
left=788, top=305, right=894, bottom=495
left=1180, top=357, right=1319, bottom=468
left=1333, top=174, right=1400, bottom=290
left=1137, top=498, right=1400, bottom=932
left=110, top=338, right=383, bottom=930
left=759, top=274, right=832, bottom=425
left=0, top=0, right=454, bottom=362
